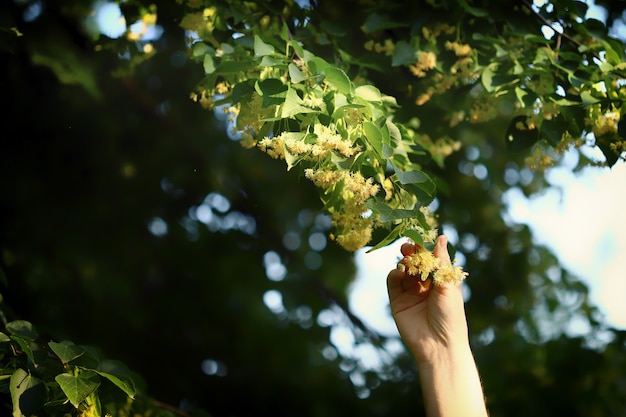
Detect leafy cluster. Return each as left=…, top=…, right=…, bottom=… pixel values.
left=0, top=291, right=177, bottom=417
left=180, top=0, right=626, bottom=253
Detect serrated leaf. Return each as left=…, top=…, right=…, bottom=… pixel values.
left=55, top=371, right=101, bottom=408
left=48, top=341, right=85, bottom=364
left=355, top=85, right=382, bottom=102
left=324, top=67, right=352, bottom=95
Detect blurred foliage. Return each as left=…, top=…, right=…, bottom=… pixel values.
left=0, top=0, right=625, bottom=416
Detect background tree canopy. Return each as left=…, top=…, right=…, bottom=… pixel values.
left=1, top=0, right=625, bottom=416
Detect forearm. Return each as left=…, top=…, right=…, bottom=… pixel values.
left=417, top=345, right=488, bottom=417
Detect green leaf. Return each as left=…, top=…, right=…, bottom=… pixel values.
left=254, top=34, right=275, bottom=57
left=0, top=332, right=10, bottom=342
left=361, top=13, right=408, bottom=33
left=215, top=59, right=257, bottom=74
left=366, top=199, right=420, bottom=222
left=5, top=320, right=38, bottom=340
left=10, top=336, right=36, bottom=364
left=355, top=85, right=382, bottom=102
left=402, top=229, right=425, bottom=247
left=95, top=359, right=136, bottom=399
left=393, top=166, right=429, bottom=184
left=288, top=63, right=306, bottom=83
left=281, top=87, right=317, bottom=118
left=10, top=369, right=45, bottom=417
left=55, top=371, right=101, bottom=408
left=203, top=55, right=215, bottom=74
left=48, top=341, right=85, bottom=364
left=391, top=41, right=416, bottom=67
left=362, top=121, right=383, bottom=158
left=324, top=67, right=352, bottom=95
left=366, top=224, right=403, bottom=252
left=580, top=90, right=600, bottom=105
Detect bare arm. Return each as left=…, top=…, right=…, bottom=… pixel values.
left=386, top=235, right=488, bottom=417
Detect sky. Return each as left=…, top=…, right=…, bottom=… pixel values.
left=350, top=151, right=626, bottom=340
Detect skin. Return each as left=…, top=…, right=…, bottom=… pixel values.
left=387, top=235, right=489, bottom=417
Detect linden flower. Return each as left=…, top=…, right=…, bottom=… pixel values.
left=433, top=263, right=468, bottom=287
left=402, top=249, right=440, bottom=281
left=401, top=246, right=468, bottom=286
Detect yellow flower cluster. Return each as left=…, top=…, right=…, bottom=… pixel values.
left=400, top=246, right=468, bottom=286
left=304, top=169, right=380, bottom=203
left=304, top=168, right=381, bottom=251
left=363, top=39, right=395, bottom=56
left=591, top=111, right=620, bottom=138
left=257, top=124, right=361, bottom=162
left=409, top=51, right=437, bottom=78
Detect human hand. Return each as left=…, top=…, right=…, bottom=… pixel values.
left=386, top=235, right=470, bottom=365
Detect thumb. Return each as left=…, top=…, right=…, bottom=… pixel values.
left=432, top=235, right=452, bottom=267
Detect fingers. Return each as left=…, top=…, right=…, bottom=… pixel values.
left=400, top=242, right=418, bottom=257
left=432, top=235, right=452, bottom=267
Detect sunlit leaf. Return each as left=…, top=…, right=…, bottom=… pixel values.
left=254, top=35, right=275, bottom=57
left=324, top=67, right=352, bottom=95
left=10, top=369, right=45, bottom=417
left=48, top=341, right=85, bottom=364
left=55, top=371, right=101, bottom=408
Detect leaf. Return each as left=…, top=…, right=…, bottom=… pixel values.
left=0, top=332, right=10, bottom=342
left=48, top=341, right=85, bottom=364
left=281, top=87, right=318, bottom=118
left=391, top=41, right=415, bottom=67
left=362, top=121, right=383, bottom=159
left=288, top=63, right=306, bottom=83
left=361, top=13, right=408, bottom=33
left=5, top=320, right=38, bottom=340
left=254, top=34, right=275, bottom=57
left=366, top=199, right=421, bottom=222
left=324, top=67, right=352, bottom=95
left=10, top=336, right=36, bottom=364
left=393, top=166, right=429, bottom=185
left=95, top=359, right=136, bottom=399
left=355, top=85, right=382, bottom=102
left=215, top=59, right=257, bottom=74
left=55, top=371, right=101, bottom=408
left=203, top=54, right=215, bottom=74
left=10, top=369, right=45, bottom=417
left=402, top=229, right=425, bottom=247
left=366, top=224, right=403, bottom=252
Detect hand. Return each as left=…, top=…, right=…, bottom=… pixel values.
left=386, top=235, right=470, bottom=365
